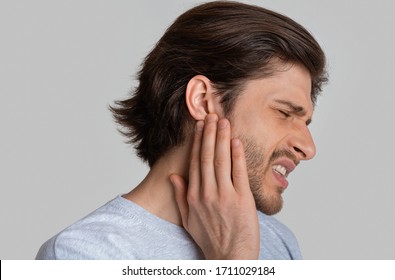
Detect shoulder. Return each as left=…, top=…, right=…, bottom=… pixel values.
left=257, top=212, right=302, bottom=260
left=36, top=196, right=143, bottom=259
left=35, top=196, right=201, bottom=260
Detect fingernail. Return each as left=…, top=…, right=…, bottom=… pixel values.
left=218, top=118, right=228, bottom=129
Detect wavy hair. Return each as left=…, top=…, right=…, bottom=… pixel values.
left=110, top=1, right=328, bottom=167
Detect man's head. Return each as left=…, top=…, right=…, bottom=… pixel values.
left=228, top=63, right=316, bottom=214
left=110, top=1, right=327, bottom=213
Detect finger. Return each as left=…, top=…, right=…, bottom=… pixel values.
left=188, top=120, right=204, bottom=197
left=214, top=118, right=233, bottom=191
left=200, top=114, right=219, bottom=193
left=170, top=174, right=189, bottom=230
left=231, top=138, right=250, bottom=194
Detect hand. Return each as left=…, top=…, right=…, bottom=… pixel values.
left=170, top=114, right=260, bottom=259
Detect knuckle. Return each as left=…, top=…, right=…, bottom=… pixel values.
left=217, top=130, right=227, bottom=140
left=200, top=154, right=213, bottom=164
left=201, top=190, right=215, bottom=205
left=189, top=159, right=200, bottom=169
left=232, top=169, right=246, bottom=180
left=214, top=157, right=226, bottom=168
left=232, top=150, right=242, bottom=159
left=186, top=192, right=198, bottom=205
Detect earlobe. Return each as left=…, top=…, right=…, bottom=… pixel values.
left=185, top=75, right=223, bottom=121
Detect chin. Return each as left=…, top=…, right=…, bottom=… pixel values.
left=252, top=186, right=284, bottom=215
left=249, top=171, right=284, bottom=215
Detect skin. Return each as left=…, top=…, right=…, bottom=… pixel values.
left=170, top=116, right=259, bottom=259
left=125, top=63, right=316, bottom=259
left=228, top=63, right=316, bottom=215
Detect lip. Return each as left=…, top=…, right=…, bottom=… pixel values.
left=272, top=170, right=289, bottom=189
left=271, top=158, right=298, bottom=189
left=273, top=158, right=297, bottom=174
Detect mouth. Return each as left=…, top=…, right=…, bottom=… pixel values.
left=271, top=160, right=297, bottom=189
left=272, top=164, right=289, bottom=178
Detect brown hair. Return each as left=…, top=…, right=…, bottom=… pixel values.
left=110, top=1, right=327, bottom=167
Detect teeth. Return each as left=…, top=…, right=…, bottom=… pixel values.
left=272, top=165, right=287, bottom=177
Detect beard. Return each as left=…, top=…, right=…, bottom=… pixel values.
left=241, top=136, right=296, bottom=215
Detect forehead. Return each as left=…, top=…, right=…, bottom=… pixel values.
left=240, top=63, right=313, bottom=113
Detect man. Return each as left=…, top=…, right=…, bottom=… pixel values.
left=36, top=1, right=327, bottom=259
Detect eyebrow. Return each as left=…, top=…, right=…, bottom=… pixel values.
left=274, top=99, right=312, bottom=125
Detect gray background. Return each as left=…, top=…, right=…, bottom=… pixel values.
left=1, top=0, right=394, bottom=259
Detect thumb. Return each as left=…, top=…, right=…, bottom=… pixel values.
left=169, top=174, right=189, bottom=229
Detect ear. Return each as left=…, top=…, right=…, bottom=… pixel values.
left=185, top=75, right=223, bottom=121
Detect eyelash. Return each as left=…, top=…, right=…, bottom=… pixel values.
left=279, top=110, right=291, bottom=118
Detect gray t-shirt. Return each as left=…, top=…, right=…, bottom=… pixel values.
left=36, top=195, right=302, bottom=259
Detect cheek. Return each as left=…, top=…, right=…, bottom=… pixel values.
left=259, top=116, right=290, bottom=147
left=247, top=120, right=279, bottom=150
left=230, top=111, right=266, bottom=138
left=229, top=106, right=284, bottom=153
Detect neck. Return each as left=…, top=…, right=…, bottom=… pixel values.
left=123, top=141, right=191, bottom=226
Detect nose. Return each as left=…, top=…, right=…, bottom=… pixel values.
left=288, top=125, right=316, bottom=161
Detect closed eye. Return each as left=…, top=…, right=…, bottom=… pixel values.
left=279, top=110, right=291, bottom=118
